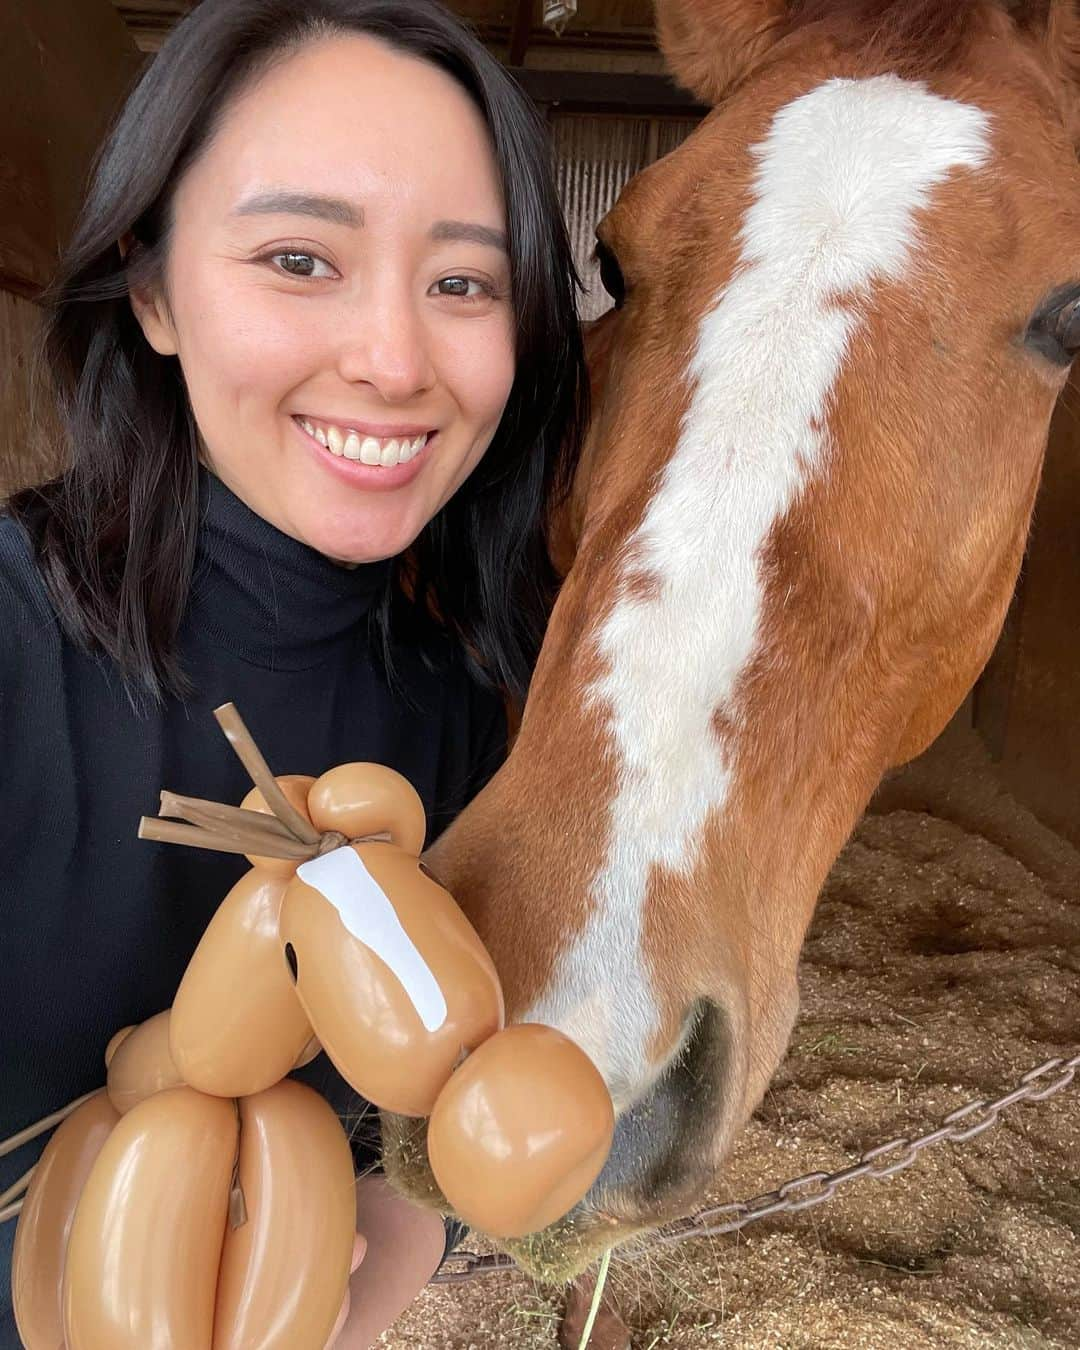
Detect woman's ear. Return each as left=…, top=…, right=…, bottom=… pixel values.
left=119, top=229, right=179, bottom=355
left=655, top=0, right=790, bottom=106
left=128, top=276, right=180, bottom=357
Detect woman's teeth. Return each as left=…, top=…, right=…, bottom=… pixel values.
left=297, top=418, right=428, bottom=466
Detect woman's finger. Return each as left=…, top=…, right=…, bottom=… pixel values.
left=324, top=1283, right=351, bottom=1350
left=324, top=1233, right=366, bottom=1349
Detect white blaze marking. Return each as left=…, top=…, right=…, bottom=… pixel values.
left=297, top=847, right=448, bottom=1033
left=525, top=77, right=990, bottom=1105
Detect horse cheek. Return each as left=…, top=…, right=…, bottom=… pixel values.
left=170, top=868, right=313, bottom=1097
left=279, top=845, right=503, bottom=1118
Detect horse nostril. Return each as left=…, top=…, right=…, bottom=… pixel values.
left=597, top=1000, right=731, bottom=1209
left=284, top=942, right=298, bottom=983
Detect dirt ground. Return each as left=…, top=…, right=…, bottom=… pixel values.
left=381, top=720, right=1080, bottom=1349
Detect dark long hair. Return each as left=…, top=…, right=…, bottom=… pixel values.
left=9, top=0, right=587, bottom=702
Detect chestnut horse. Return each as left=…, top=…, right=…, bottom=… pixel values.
left=386, top=0, right=1080, bottom=1280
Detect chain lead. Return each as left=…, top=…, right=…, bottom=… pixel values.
left=431, top=1051, right=1080, bottom=1282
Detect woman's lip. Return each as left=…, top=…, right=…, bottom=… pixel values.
left=291, top=414, right=434, bottom=491
left=293, top=414, right=436, bottom=438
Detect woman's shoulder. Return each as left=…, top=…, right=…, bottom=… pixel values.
left=0, top=510, right=61, bottom=654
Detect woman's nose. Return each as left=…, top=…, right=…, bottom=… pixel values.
left=334, top=293, right=437, bottom=404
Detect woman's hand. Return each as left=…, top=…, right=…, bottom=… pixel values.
left=324, top=1233, right=368, bottom=1349
left=322, top=1175, right=448, bottom=1350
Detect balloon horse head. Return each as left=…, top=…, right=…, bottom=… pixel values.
left=11, top=703, right=614, bottom=1350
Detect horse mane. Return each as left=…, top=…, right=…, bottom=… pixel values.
left=779, top=0, right=1002, bottom=77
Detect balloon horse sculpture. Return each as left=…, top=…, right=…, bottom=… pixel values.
left=7, top=704, right=614, bottom=1350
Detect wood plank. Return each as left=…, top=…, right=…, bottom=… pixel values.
left=450, top=0, right=654, bottom=33
left=112, top=1, right=190, bottom=51
left=508, top=0, right=535, bottom=65
left=113, top=0, right=658, bottom=54
left=509, top=67, right=704, bottom=112
left=0, top=291, right=63, bottom=499
left=2, top=2, right=141, bottom=295
left=1, top=1, right=134, bottom=493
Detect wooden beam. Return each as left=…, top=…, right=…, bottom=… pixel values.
left=508, top=0, right=535, bottom=67
left=508, top=67, right=705, bottom=114
left=474, top=23, right=657, bottom=52
left=113, top=1, right=190, bottom=51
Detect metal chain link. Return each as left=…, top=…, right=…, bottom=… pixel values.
left=431, top=1051, right=1079, bottom=1284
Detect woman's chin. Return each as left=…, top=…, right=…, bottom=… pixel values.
left=296, top=514, right=415, bottom=567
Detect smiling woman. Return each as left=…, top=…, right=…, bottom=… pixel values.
left=126, top=32, right=526, bottom=571
left=0, top=3, right=586, bottom=1348
left=11, top=0, right=585, bottom=701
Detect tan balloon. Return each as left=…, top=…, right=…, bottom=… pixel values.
left=306, top=763, right=427, bottom=855
left=427, top=1024, right=615, bottom=1239
left=103, top=1025, right=135, bottom=1069
left=292, top=1033, right=323, bottom=1069
left=214, top=1080, right=355, bottom=1350
left=63, top=1086, right=237, bottom=1350
left=241, top=774, right=316, bottom=875
left=105, top=1010, right=183, bottom=1114
left=12, top=1093, right=120, bottom=1350
left=279, top=842, right=504, bottom=1116
left=170, top=868, right=313, bottom=1097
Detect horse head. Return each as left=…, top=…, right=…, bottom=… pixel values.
left=387, top=0, right=1080, bottom=1279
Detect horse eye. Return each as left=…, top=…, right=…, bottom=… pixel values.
left=595, top=239, right=626, bottom=310
left=1025, top=284, right=1080, bottom=365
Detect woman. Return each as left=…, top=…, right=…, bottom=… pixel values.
left=0, top=0, right=585, bottom=1344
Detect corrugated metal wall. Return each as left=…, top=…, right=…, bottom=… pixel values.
left=550, top=114, right=699, bottom=320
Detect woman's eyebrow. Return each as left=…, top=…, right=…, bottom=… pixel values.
left=429, top=220, right=508, bottom=253
left=231, top=191, right=507, bottom=253
left=232, top=190, right=362, bottom=226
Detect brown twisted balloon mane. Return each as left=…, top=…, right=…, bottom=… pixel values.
left=138, top=702, right=389, bottom=860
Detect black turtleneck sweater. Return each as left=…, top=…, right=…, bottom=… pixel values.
left=0, top=470, right=506, bottom=1342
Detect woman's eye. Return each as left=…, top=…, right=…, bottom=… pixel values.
left=268, top=251, right=335, bottom=280
left=434, top=276, right=491, bottom=300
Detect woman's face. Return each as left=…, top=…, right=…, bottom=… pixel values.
left=132, top=34, right=516, bottom=563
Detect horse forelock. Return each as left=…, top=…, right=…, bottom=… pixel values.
left=781, top=0, right=1006, bottom=77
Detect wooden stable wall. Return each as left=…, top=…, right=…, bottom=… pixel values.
left=0, top=0, right=141, bottom=499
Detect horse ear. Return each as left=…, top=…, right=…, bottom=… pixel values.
left=655, top=0, right=790, bottom=106
left=1008, top=0, right=1080, bottom=140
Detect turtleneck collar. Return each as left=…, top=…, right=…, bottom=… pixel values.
left=187, top=467, right=392, bottom=670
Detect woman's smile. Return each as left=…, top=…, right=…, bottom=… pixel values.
left=290, top=414, right=437, bottom=493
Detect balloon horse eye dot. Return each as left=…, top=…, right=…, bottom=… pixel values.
left=284, top=943, right=298, bottom=984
